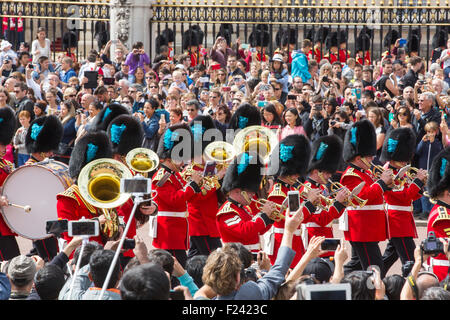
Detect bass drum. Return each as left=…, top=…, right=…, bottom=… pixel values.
left=1, top=160, right=73, bottom=240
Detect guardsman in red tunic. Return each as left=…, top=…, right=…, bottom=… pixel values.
left=303, top=135, right=350, bottom=259
left=184, top=115, right=225, bottom=258
left=323, top=32, right=339, bottom=64
left=356, top=27, right=373, bottom=66
left=24, top=115, right=64, bottom=261
left=425, top=148, right=450, bottom=281
left=57, top=131, right=116, bottom=252
left=265, top=134, right=313, bottom=267
left=217, top=152, right=278, bottom=256
left=337, top=29, right=350, bottom=66
left=380, top=128, right=428, bottom=274
left=107, top=114, right=158, bottom=266
left=311, top=27, right=329, bottom=63
left=0, top=107, right=20, bottom=260
left=151, top=123, right=202, bottom=268
left=246, top=25, right=270, bottom=67
left=275, top=27, right=297, bottom=64
left=340, top=120, right=394, bottom=278
left=182, top=26, right=205, bottom=68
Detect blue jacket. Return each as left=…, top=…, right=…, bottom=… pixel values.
left=142, top=114, right=159, bottom=139
left=415, top=139, right=443, bottom=170
left=291, top=50, right=311, bottom=83
left=0, top=272, right=11, bottom=300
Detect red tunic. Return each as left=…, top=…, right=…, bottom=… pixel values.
left=357, top=51, right=371, bottom=66
left=0, top=159, right=16, bottom=237
left=383, top=164, right=423, bottom=239
left=151, top=166, right=198, bottom=250
left=339, top=165, right=388, bottom=242
left=313, top=45, right=323, bottom=63
left=302, top=179, right=346, bottom=258
left=56, top=184, right=105, bottom=248
left=426, top=202, right=450, bottom=281
left=183, top=164, right=220, bottom=238
left=216, top=199, right=273, bottom=254
left=338, top=49, right=350, bottom=65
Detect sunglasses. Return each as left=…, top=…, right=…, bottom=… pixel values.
left=128, top=90, right=137, bottom=93
left=274, top=88, right=281, bottom=91
left=149, top=86, right=157, bottom=88
left=123, top=100, right=131, bottom=103
left=398, top=112, right=407, bottom=116
left=146, top=76, right=155, bottom=79
left=217, top=112, right=225, bottom=116
left=66, top=94, right=76, bottom=97
left=187, top=109, right=196, bottom=112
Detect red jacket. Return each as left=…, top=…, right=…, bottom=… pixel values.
left=216, top=199, right=273, bottom=254
left=302, top=179, right=346, bottom=257
left=184, top=164, right=220, bottom=238
left=339, top=49, right=350, bottom=65
left=383, top=164, right=423, bottom=239
left=426, top=202, right=450, bottom=281
left=56, top=184, right=105, bottom=248
left=151, top=166, right=199, bottom=250
left=357, top=51, right=371, bottom=66
left=340, top=165, right=388, bottom=242
left=0, top=159, right=16, bottom=237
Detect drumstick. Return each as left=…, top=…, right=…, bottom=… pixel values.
left=8, top=203, right=31, bottom=213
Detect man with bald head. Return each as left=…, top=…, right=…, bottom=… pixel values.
left=412, top=92, right=441, bottom=143
left=80, top=93, right=95, bottom=112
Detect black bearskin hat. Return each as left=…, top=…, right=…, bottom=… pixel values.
left=25, top=115, right=63, bottom=154
left=248, top=29, right=270, bottom=47
left=325, top=32, right=339, bottom=50
left=407, top=29, right=421, bottom=54
left=217, top=25, right=233, bottom=46
left=156, top=123, right=193, bottom=162
left=276, top=28, right=298, bottom=47
left=107, top=115, right=144, bottom=156
left=89, top=103, right=130, bottom=133
left=68, top=131, right=113, bottom=179
left=428, top=147, right=450, bottom=198
left=0, top=107, right=16, bottom=146
left=314, top=27, right=329, bottom=44
left=305, top=28, right=315, bottom=42
left=309, top=134, right=343, bottom=173
left=383, top=29, right=400, bottom=48
left=62, top=31, right=78, bottom=50
left=270, top=134, right=311, bottom=178
left=162, top=28, right=175, bottom=43
left=222, top=152, right=263, bottom=194
left=337, top=29, right=347, bottom=45
left=356, top=27, right=373, bottom=52
left=432, top=29, right=448, bottom=48
left=343, top=120, right=377, bottom=162
left=190, top=115, right=217, bottom=157
left=183, top=29, right=200, bottom=50
left=380, top=127, right=416, bottom=163
left=228, top=103, right=262, bottom=131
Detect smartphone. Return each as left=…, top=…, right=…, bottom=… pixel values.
left=211, top=64, right=221, bottom=71
left=399, top=38, right=407, bottom=47
left=120, top=178, right=151, bottom=194
left=123, top=238, right=136, bottom=250
left=250, top=48, right=257, bottom=53
left=241, top=43, right=250, bottom=50
left=111, top=40, right=118, bottom=44
left=287, top=94, right=297, bottom=100
left=46, top=219, right=68, bottom=235
left=287, top=191, right=300, bottom=212
left=68, top=220, right=99, bottom=237
left=199, top=76, right=209, bottom=83
left=84, top=71, right=98, bottom=89
left=321, top=238, right=341, bottom=251
left=103, top=77, right=115, bottom=85
left=203, top=161, right=216, bottom=177
left=222, top=86, right=231, bottom=92
left=336, top=71, right=342, bottom=79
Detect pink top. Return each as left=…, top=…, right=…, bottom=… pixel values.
left=4, top=145, right=14, bottom=164
left=279, top=125, right=307, bottom=141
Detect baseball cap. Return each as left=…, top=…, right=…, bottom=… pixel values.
left=175, top=64, right=185, bottom=70
left=272, top=54, right=284, bottom=62
left=302, top=258, right=334, bottom=283
left=7, top=255, right=37, bottom=282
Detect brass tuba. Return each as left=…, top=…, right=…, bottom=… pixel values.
left=232, top=125, right=278, bottom=164
left=125, top=147, right=159, bottom=178
left=203, top=141, right=235, bottom=171
left=78, top=158, right=133, bottom=240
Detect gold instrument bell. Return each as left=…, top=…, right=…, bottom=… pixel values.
left=232, top=125, right=278, bottom=164
left=203, top=141, right=235, bottom=171
left=78, top=158, right=133, bottom=240
left=125, top=147, right=159, bottom=177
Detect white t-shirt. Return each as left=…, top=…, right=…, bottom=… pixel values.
left=31, top=39, right=52, bottom=63
left=440, top=49, right=450, bottom=69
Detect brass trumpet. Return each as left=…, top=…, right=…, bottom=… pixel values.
left=297, top=182, right=334, bottom=211
left=405, top=167, right=428, bottom=184
left=251, top=198, right=286, bottom=222
left=328, top=180, right=367, bottom=208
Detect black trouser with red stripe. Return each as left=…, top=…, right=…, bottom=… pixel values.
left=344, top=241, right=386, bottom=278
left=32, top=236, right=58, bottom=262
left=187, top=236, right=222, bottom=260
left=382, top=237, right=416, bottom=275
left=0, top=235, right=20, bottom=261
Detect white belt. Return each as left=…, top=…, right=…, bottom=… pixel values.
left=158, top=211, right=188, bottom=218
left=306, top=222, right=326, bottom=228
left=386, top=205, right=412, bottom=212
left=430, top=258, right=450, bottom=267
left=273, top=227, right=302, bottom=236
left=348, top=205, right=385, bottom=211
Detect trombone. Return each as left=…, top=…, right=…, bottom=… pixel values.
left=296, top=182, right=334, bottom=211
left=328, top=179, right=368, bottom=208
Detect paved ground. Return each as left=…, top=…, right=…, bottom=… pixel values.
left=15, top=219, right=428, bottom=277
